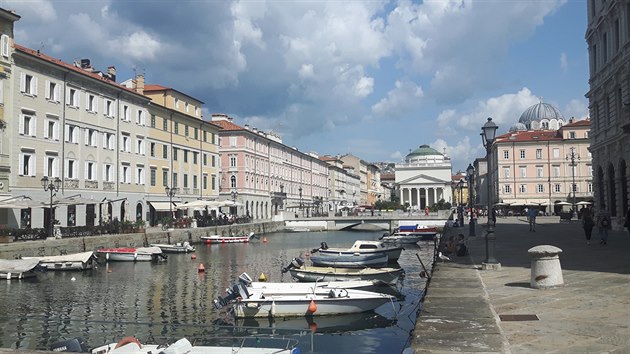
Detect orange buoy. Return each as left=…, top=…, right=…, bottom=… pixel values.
left=198, top=263, right=205, bottom=272
left=191, top=253, right=197, bottom=260
left=307, top=299, right=317, bottom=314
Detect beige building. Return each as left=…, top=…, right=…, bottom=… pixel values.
left=492, top=103, right=592, bottom=213
left=585, top=0, right=630, bottom=227
left=320, top=155, right=360, bottom=213
left=340, top=154, right=369, bottom=205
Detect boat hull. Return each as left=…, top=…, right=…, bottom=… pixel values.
left=380, top=234, right=427, bottom=244
left=150, top=244, right=196, bottom=253
left=289, top=266, right=403, bottom=284
left=201, top=233, right=254, bottom=244
left=310, top=253, right=388, bottom=268
left=95, top=247, right=163, bottom=262
left=23, top=251, right=96, bottom=271
left=318, top=248, right=402, bottom=263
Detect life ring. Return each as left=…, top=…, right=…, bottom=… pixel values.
left=114, top=336, right=142, bottom=349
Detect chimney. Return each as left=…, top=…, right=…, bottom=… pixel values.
left=107, top=66, right=116, bottom=82
left=80, top=59, right=91, bottom=69
left=134, top=74, right=144, bottom=95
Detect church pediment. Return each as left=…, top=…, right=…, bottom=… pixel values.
left=398, top=174, right=447, bottom=185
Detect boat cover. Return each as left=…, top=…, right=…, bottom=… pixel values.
left=136, top=246, right=163, bottom=254
left=0, top=259, right=40, bottom=273
left=23, top=251, right=95, bottom=263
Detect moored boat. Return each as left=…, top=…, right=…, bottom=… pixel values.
left=22, top=251, right=97, bottom=271
left=288, top=265, right=404, bottom=284
left=316, top=240, right=403, bottom=263
left=393, top=225, right=439, bottom=240
left=309, top=252, right=388, bottom=268
left=150, top=241, right=195, bottom=253
left=201, top=232, right=255, bottom=244
left=0, top=259, right=39, bottom=279
left=379, top=233, right=424, bottom=244
left=95, top=246, right=165, bottom=262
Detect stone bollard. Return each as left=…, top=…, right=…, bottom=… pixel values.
left=528, top=245, right=564, bottom=289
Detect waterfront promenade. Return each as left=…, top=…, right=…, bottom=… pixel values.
left=409, top=216, right=630, bottom=353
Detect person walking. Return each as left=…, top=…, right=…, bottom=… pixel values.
left=581, top=206, right=595, bottom=245
left=527, top=207, right=537, bottom=232
left=597, top=210, right=611, bottom=245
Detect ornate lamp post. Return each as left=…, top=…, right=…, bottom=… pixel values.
left=41, top=176, right=62, bottom=238
left=165, top=186, right=178, bottom=219
left=298, top=186, right=303, bottom=217
left=231, top=189, right=238, bottom=216
left=467, top=163, right=476, bottom=237
left=566, top=147, right=581, bottom=214
left=481, top=117, right=500, bottom=268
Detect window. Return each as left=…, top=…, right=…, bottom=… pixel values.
left=519, top=184, right=527, bottom=193
left=183, top=174, right=188, bottom=188
left=20, top=112, right=35, bottom=136
left=20, top=73, right=37, bottom=95
left=519, top=150, right=525, bottom=159
left=0, top=34, right=9, bottom=57
left=503, top=150, right=509, bottom=159
left=185, top=125, right=189, bottom=137
left=136, top=110, right=145, bottom=125
left=150, top=114, right=156, bottom=128
left=211, top=175, right=216, bottom=190
left=163, top=117, right=168, bottom=131
left=183, top=150, right=188, bottom=163
left=121, top=165, right=130, bottom=184
left=66, top=159, right=77, bottom=179
left=85, top=129, right=98, bottom=147
left=86, top=93, right=97, bottom=113
left=174, top=122, right=179, bottom=134
left=230, top=136, right=237, bottom=146
left=504, top=185, right=512, bottom=193
left=150, top=168, right=157, bottom=186
left=212, top=155, right=216, bottom=167
left=136, top=166, right=145, bottom=185
left=553, top=148, right=560, bottom=158
left=67, top=88, right=79, bottom=107
left=553, top=165, right=560, bottom=177
left=173, top=172, right=178, bottom=188
left=193, top=152, right=198, bottom=164
left=194, top=128, right=199, bottom=140
left=136, top=138, right=145, bottom=155
left=104, top=164, right=113, bottom=182
left=162, top=145, right=168, bottom=159
left=45, top=118, right=58, bottom=140
left=536, top=166, right=544, bottom=178
left=45, top=81, right=60, bottom=102
left=193, top=175, right=198, bottom=189
left=614, top=19, right=620, bottom=52
left=587, top=183, right=593, bottom=193
left=203, top=131, right=207, bottom=142
left=554, top=184, right=561, bottom=193
left=519, top=166, right=527, bottom=178
left=502, top=166, right=510, bottom=179
left=173, top=147, right=178, bottom=161
left=123, top=105, right=130, bottom=122
left=66, top=125, right=79, bottom=143
left=536, top=149, right=543, bottom=159
left=104, top=99, right=114, bottom=117
left=195, top=107, right=200, bottom=117
left=185, top=102, right=189, bottom=112
left=230, top=156, right=237, bottom=167
left=203, top=154, right=208, bottom=166
left=162, top=169, right=168, bottom=187
left=121, top=134, right=130, bottom=152
left=103, top=133, right=115, bottom=150
left=19, top=152, right=35, bottom=176
left=85, top=161, right=96, bottom=180
left=150, top=142, right=156, bottom=157
left=537, top=184, right=544, bottom=193
left=175, top=98, right=179, bottom=108
left=45, top=155, right=58, bottom=177
left=230, top=175, right=236, bottom=188
left=569, top=131, right=576, bottom=139
left=204, top=175, right=209, bottom=189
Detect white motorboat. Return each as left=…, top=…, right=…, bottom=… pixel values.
left=22, top=251, right=97, bottom=271
left=0, top=259, right=39, bottom=279
left=95, top=246, right=165, bottom=262
left=201, top=232, right=255, bottom=244
left=150, top=241, right=195, bottom=253
left=316, top=240, right=403, bottom=263
left=309, top=252, right=388, bottom=268
left=214, top=273, right=396, bottom=318
left=379, top=233, right=424, bottom=244
left=90, top=337, right=299, bottom=354
left=288, top=265, right=404, bottom=284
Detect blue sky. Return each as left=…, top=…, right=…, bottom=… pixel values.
left=7, top=0, right=589, bottom=172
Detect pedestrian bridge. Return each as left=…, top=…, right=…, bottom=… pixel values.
left=283, top=211, right=450, bottom=231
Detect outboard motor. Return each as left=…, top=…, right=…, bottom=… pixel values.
left=213, top=282, right=250, bottom=309
left=281, top=257, right=304, bottom=273
left=320, top=242, right=329, bottom=250
left=238, top=272, right=253, bottom=286
left=50, top=338, right=88, bottom=352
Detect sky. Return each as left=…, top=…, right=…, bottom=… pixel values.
left=5, top=0, right=590, bottom=172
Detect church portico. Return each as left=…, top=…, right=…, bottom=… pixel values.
left=400, top=186, right=446, bottom=209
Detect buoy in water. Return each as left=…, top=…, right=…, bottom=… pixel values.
left=307, top=299, right=317, bottom=314
left=262, top=237, right=268, bottom=243
left=71, top=276, right=76, bottom=281
left=198, top=263, right=205, bottom=272
left=191, top=253, right=197, bottom=260
left=258, top=272, right=267, bottom=282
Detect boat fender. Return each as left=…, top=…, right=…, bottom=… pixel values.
left=307, top=299, right=317, bottom=313
left=114, top=336, right=142, bottom=349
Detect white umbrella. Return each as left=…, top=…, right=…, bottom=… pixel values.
left=576, top=201, right=592, bottom=206
left=220, top=200, right=244, bottom=207
left=176, top=200, right=222, bottom=209
left=555, top=202, right=571, bottom=206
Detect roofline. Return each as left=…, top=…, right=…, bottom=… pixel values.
left=0, top=8, right=20, bottom=21
left=144, top=86, right=205, bottom=105
left=148, top=101, right=222, bottom=129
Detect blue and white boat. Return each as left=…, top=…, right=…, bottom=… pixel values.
left=310, top=252, right=388, bottom=268
left=317, top=240, right=403, bottom=263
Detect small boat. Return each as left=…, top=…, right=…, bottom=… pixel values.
left=22, top=251, right=97, bottom=271
left=213, top=273, right=395, bottom=318
left=201, top=232, right=255, bottom=244
left=288, top=265, right=404, bottom=284
left=316, top=240, right=403, bottom=263
left=393, top=225, right=439, bottom=240
left=150, top=241, right=195, bottom=253
left=95, top=246, right=166, bottom=262
left=235, top=312, right=396, bottom=333
left=88, top=337, right=299, bottom=354
left=0, top=259, right=39, bottom=279
left=309, top=252, right=388, bottom=268
left=379, top=233, right=424, bottom=244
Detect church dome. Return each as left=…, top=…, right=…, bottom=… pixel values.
left=405, top=144, right=445, bottom=163
left=406, top=144, right=441, bottom=158
left=518, top=102, right=565, bottom=130
left=509, top=122, right=527, bottom=132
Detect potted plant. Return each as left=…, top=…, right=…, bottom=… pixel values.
left=134, top=219, right=146, bottom=233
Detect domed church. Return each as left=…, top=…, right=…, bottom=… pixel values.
left=510, top=101, right=566, bottom=132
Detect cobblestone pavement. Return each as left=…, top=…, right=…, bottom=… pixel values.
left=408, top=216, right=630, bottom=353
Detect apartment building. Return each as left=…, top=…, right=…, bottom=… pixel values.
left=340, top=154, right=369, bottom=206
left=320, top=155, right=360, bottom=213
left=585, top=0, right=630, bottom=226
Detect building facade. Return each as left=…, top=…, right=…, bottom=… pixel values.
left=395, top=144, right=453, bottom=209
left=585, top=0, right=630, bottom=227
left=340, top=154, right=369, bottom=206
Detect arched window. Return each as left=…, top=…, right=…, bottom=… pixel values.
left=230, top=175, right=236, bottom=188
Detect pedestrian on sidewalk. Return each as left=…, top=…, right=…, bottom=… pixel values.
left=527, top=207, right=537, bottom=232
left=581, top=206, right=595, bottom=244
left=597, top=210, right=611, bottom=245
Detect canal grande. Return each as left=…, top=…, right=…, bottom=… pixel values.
left=0, top=230, right=435, bottom=354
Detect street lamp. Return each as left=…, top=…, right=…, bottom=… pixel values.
left=566, top=147, right=581, bottom=214
left=41, top=176, right=62, bottom=238
left=481, top=117, right=499, bottom=268
left=298, top=186, right=303, bottom=216
left=165, top=186, right=178, bottom=220
left=467, top=164, right=476, bottom=237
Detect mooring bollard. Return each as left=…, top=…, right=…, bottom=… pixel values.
left=528, top=245, right=564, bottom=289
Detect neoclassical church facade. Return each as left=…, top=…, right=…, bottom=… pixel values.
left=395, top=145, right=453, bottom=209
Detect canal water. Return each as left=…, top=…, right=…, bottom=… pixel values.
left=0, top=230, right=436, bottom=354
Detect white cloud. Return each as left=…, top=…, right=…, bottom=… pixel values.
left=107, top=31, right=161, bottom=62
left=371, top=79, right=424, bottom=118
left=560, top=52, right=568, bottom=73
left=432, top=136, right=481, bottom=171
left=564, top=99, right=589, bottom=120
left=6, top=0, right=56, bottom=22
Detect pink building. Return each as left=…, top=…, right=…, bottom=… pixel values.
left=212, top=114, right=329, bottom=219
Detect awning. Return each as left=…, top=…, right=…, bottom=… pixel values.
left=148, top=201, right=176, bottom=212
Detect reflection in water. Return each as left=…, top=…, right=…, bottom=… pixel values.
left=0, top=230, right=435, bottom=353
